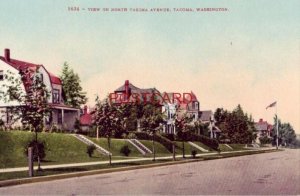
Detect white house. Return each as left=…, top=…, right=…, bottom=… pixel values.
left=199, top=110, right=221, bottom=139
left=0, top=49, right=79, bottom=130
left=162, top=102, right=177, bottom=134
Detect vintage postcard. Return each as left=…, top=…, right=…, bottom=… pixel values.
left=0, top=0, right=299, bottom=195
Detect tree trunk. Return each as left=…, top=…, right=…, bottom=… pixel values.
left=182, top=140, right=185, bottom=158
left=35, top=128, right=42, bottom=171
left=96, top=126, right=99, bottom=139
left=137, top=119, right=141, bottom=132
left=108, top=136, right=112, bottom=165
left=152, top=133, right=156, bottom=161
left=172, top=143, right=176, bottom=161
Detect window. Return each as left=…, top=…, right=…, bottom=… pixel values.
left=0, top=70, right=3, bottom=81
left=53, top=89, right=60, bottom=104
left=192, top=102, right=199, bottom=110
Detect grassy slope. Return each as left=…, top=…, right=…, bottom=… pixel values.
left=219, top=144, right=234, bottom=152
left=0, top=131, right=173, bottom=168
left=228, top=144, right=248, bottom=150
left=139, top=140, right=171, bottom=156
left=0, top=131, right=105, bottom=168
left=192, top=141, right=214, bottom=151
left=90, top=138, right=145, bottom=157
left=174, top=141, right=206, bottom=155
left=90, top=138, right=172, bottom=157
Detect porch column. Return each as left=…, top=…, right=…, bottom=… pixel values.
left=174, top=123, right=176, bottom=135
left=61, top=109, right=64, bottom=129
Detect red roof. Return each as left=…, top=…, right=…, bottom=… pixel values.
left=0, top=49, right=62, bottom=85
left=255, top=119, right=273, bottom=131
left=80, top=106, right=93, bottom=126
left=80, top=114, right=92, bottom=126
left=48, top=72, right=62, bottom=85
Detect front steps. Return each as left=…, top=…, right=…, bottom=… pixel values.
left=72, top=134, right=112, bottom=156
left=127, top=139, right=152, bottom=155
left=188, top=141, right=209, bottom=152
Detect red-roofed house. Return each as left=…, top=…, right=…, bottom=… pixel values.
left=112, top=80, right=201, bottom=134
left=255, top=118, right=273, bottom=143
left=0, top=49, right=79, bottom=130
left=80, top=105, right=93, bottom=131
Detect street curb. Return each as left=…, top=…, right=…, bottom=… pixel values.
left=0, top=149, right=279, bottom=188
left=0, top=159, right=198, bottom=188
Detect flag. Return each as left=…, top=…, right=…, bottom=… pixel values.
left=266, top=101, right=276, bottom=109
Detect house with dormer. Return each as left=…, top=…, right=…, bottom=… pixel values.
left=111, top=80, right=201, bottom=135
left=0, top=49, right=79, bottom=130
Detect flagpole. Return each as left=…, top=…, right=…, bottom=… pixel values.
left=276, top=102, right=279, bottom=150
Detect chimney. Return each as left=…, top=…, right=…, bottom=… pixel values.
left=4, top=48, right=10, bottom=62
left=83, top=105, right=88, bottom=114
left=125, top=80, right=129, bottom=100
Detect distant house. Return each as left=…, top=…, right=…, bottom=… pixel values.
left=255, top=118, right=273, bottom=142
left=112, top=80, right=202, bottom=135
left=0, top=49, right=79, bottom=130
left=113, top=80, right=160, bottom=104
left=254, top=118, right=273, bottom=143
left=79, top=105, right=93, bottom=131
left=199, top=110, right=221, bottom=139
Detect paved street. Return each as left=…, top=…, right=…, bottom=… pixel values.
left=0, top=149, right=299, bottom=195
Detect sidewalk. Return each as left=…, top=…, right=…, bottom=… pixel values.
left=0, top=147, right=276, bottom=173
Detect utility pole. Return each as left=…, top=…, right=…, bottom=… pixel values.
left=276, top=103, right=279, bottom=150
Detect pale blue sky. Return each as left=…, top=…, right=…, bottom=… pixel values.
left=0, top=0, right=299, bottom=132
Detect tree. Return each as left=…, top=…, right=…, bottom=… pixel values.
left=0, top=69, right=50, bottom=170
left=214, top=105, right=257, bottom=144
left=92, top=97, right=118, bottom=165
left=273, top=116, right=297, bottom=147
left=175, top=113, right=193, bottom=158
left=140, top=104, right=164, bottom=161
left=60, top=62, right=87, bottom=108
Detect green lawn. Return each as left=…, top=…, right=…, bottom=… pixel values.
left=0, top=131, right=173, bottom=168
left=192, top=141, right=214, bottom=151
left=0, top=131, right=106, bottom=168
left=139, top=140, right=171, bottom=156
left=0, top=131, right=251, bottom=169
left=89, top=138, right=145, bottom=157
left=219, top=144, right=234, bottom=152
left=174, top=141, right=204, bottom=156
left=228, top=144, right=248, bottom=150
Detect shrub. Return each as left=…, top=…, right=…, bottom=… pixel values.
left=24, top=139, right=47, bottom=161
left=121, top=133, right=128, bottom=139
left=134, top=131, right=152, bottom=140
left=86, top=144, right=96, bottom=157
left=120, top=145, right=131, bottom=156
left=160, top=133, right=175, bottom=141
left=259, top=136, right=272, bottom=145
left=127, top=132, right=137, bottom=139
left=191, top=149, right=197, bottom=158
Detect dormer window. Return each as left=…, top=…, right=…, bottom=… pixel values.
left=53, top=89, right=60, bottom=104
left=0, top=70, right=3, bottom=81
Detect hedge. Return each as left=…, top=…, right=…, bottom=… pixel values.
left=177, top=131, right=219, bottom=151
left=132, top=131, right=180, bottom=152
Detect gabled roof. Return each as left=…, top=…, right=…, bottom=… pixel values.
left=114, top=81, right=161, bottom=103
left=255, top=119, right=272, bottom=131
left=0, top=50, right=62, bottom=85
left=115, top=82, right=140, bottom=92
